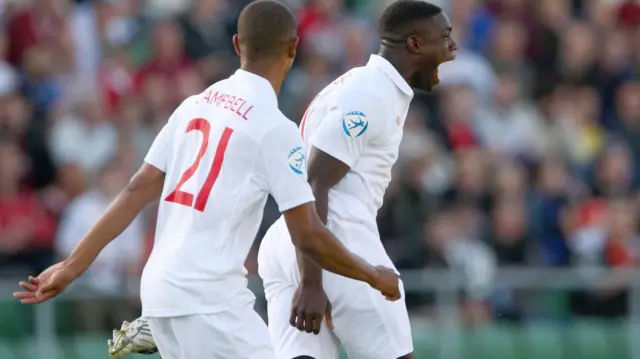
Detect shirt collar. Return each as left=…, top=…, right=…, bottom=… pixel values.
left=366, top=54, right=414, bottom=97
left=233, top=69, right=278, bottom=104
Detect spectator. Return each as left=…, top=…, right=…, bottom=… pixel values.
left=492, top=161, right=528, bottom=200
left=615, top=80, right=640, bottom=177
left=558, top=22, right=599, bottom=85
left=474, top=70, right=543, bottom=160
left=424, top=205, right=496, bottom=324
left=21, top=46, right=62, bottom=114
left=0, top=140, right=56, bottom=274
left=531, top=157, right=572, bottom=266
left=559, top=85, right=605, bottom=168
left=443, top=150, right=491, bottom=212
left=0, top=29, right=18, bottom=97
left=98, top=47, right=136, bottom=115
left=6, top=0, right=74, bottom=69
left=489, top=197, right=530, bottom=266
left=180, top=0, right=237, bottom=83
left=135, top=19, right=193, bottom=107
left=591, top=142, right=635, bottom=198
left=437, top=84, right=481, bottom=152
left=596, top=29, right=634, bottom=127
left=49, top=96, right=118, bottom=176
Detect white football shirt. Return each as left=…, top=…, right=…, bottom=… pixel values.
left=300, top=54, right=414, bottom=227
left=140, top=70, right=315, bottom=317
left=260, top=55, right=414, bottom=275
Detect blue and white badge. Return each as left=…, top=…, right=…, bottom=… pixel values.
left=342, top=111, right=369, bottom=137
left=288, top=146, right=306, bottom=174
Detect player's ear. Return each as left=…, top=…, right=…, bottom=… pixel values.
left=406, top=34, right=421, bottom=55
left=287, top=37, right=299, bottom=60
left=232, top=34, right=241, bottom=57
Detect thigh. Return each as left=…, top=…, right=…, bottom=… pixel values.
left=266, top=284, right=340, bottom=359
left=147, top=317, right=181, bottom=359
left=218, top=304, right=275, bottom=359
left=326, top=275, right=413, bottom=359
left=148, top=305, right=275, bottom=359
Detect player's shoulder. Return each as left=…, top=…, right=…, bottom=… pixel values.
left=169, top=94, right=202, bottom=122
left=330, top=69, right=386, bottom=104
left=260, top=110, right=299, bottom=140
left=334, top=86, right=388, bottom=120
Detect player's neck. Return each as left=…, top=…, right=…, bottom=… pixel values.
left=240, top=61, right=285, bottom=96
left=378, top=48, right=428, bottom=86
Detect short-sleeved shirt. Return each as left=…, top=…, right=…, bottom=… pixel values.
left=300, top=54, right=414, bottom=228
left=141, top=70, right=314, bottom=317
left=260, top=55, right=415, bottom=281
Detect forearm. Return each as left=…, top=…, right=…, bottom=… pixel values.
left=297, top=186, right=329, bottom=285
left=296, top=227, right=377, bottom=286
left=64, top=189, right=147, bottom=276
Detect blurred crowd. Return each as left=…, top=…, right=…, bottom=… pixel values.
left=0, top=0, right=639, bottom=331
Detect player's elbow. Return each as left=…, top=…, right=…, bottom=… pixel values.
left=291, top=226, right=326, bottom=256
left=122, top=165, right=165, bottom=205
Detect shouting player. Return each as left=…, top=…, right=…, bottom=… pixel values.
left=259, top=2, right=457, bottom=359
left=12, top=2, right=401, bottom=359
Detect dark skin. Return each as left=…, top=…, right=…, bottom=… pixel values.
left=13, top=33, right=401, bottom=307
left=290, top=12, right=456, bottom=359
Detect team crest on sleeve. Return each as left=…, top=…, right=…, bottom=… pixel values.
left=288, top=146, right=306, bottom=174
left=342, top=111, right=369, bottom=138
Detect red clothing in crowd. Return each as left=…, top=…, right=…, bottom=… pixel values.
left=6, top=8, right=66, bottom=65
left=618, top=0, right=640, bottom=27
left=606, top=240, right=636, bottom=267
left=0, top=191, right=57, bottom=250
left=448, top=121, right=478, bottom=151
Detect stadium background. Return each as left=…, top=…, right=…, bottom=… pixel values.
left=0, top=0, right=639, bottom=358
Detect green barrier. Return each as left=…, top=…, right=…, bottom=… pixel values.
left=0, top=320, right=633, bottom=359
left=0, top=301, right=33, bottom=338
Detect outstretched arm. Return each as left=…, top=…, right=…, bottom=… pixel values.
left=64, top=164, right=165, bottom=276
left=14, top=164, right=165, bottom=303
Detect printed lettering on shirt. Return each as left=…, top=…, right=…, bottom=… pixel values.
left=199, top=89, right=254, bottom=120
left=288, top=146, right=306, bottom=174
left=342, top=111, right=368, bottom=138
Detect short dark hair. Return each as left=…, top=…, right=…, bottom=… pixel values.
left=379, top=0, right=443, bottom=39
left=237, top=0, right=297, bottom=60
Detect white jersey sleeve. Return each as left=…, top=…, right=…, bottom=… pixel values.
left=144, top=112, right=178, bottom=172
left=308, top=91, right=391, bottom=168
left=260, top=121, right=315, bottom=212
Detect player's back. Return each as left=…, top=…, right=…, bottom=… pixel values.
left=140, top=70, right=300, bottom=318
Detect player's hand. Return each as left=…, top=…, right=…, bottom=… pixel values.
left=369, top=266, right=401, bottom=301
left=290, top=283, right=334, bottom=335
left=13, top=262, right=77, bottom=304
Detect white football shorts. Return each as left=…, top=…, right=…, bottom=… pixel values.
left=146, top=302, right=274, bottom=359
left=258, top=216, right=414, bottom=359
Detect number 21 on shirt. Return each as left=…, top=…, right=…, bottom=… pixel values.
left=165, top=118, right=233, bottom=212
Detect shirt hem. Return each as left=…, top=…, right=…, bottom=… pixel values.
left=142, top=297, right=254, bottom=318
